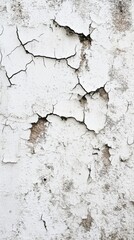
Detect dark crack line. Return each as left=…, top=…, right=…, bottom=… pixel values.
left=5, top=59, right=33, bottom=87
left=2, top=121, right=14, bottom=133
left=75, top=81, right=109, bottom=104
left=0, top=26, right=4, bottom=36
left=5, top=71, right=15, bottom=87
left=41, top=215, right=47, bottom=231
left=72, top=75, right=88, bottom=94
left=24, top=38, right=39, bottom=46
left=7, top=45, right=21, bottom=57
left=51, top=19, right=94, bottom=72
left=66, top=59, right=79, bottom=72
left=44, top=112, right=95, bottom=134
left=84, top=86, right=108, bottom=99
left=87, top=167, right=91, bottom=182
left=16, top=27, right=77, bottom=61
left=7, top=39, right=39, bottom=58
left=126, top=100, right=131, bottom=113
left=34, top=104, right=95, bottom=135
left=52, top=19, right=92, bottom=44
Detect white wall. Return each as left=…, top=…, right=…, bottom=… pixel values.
left=0, top=0, right=134, bottom=239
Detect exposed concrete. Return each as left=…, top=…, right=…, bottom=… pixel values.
left=0, top=0, right=134, bottom=239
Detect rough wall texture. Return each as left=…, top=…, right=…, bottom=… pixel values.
left=0, top=0, right=134, bottom=239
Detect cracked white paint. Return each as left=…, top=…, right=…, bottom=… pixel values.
left=0, top=0, right=134, bottom=239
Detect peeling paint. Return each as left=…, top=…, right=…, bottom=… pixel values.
left=29, top=117, right=47, bottom=144
left=0, top=0, right=134, bottom=239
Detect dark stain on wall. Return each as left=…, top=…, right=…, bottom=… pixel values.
left=110, top=0, right=132, bottom=31
left=11, top=0, right=29, bottom=23
left=80, top=213, right=93, bottom=231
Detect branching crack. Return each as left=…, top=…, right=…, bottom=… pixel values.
left=5, top=71, right=15, bottom=87
left=2, top=120, right=14, bottom=133
left=7, top=39, right=39, bottom=58
left=5, top=59, right=33, bottom=87
left=52, top=19, right=93, bottom=72
left=84, top=86, right=109, bottom=101
left=66, top=59, right=79, bottom=72
left=72, top=75, right=88, bottom=94
left=16, top=27, right=77, bottom=61
left=74, top=80, right=109, bottom=104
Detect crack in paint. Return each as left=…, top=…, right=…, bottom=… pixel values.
left=0, top=26, right=4, bottom=36
left=73, top=77, right=109, bottom=106
left=34, top=110, right=96, bottom=135
left=52, top=19, right=93, bottom=73
left=16, top=27, right=77, bottom=61
left=41, top=215, right=47, bottom=231
left=5, top=59, right=33, bottom=87
left=52, top=19, right=92, bottom=44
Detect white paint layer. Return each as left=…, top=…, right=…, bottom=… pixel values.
left=0, top=0, right=134, bottom=239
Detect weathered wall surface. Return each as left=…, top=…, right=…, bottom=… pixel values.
left=0, top=0, right=134, bottom=239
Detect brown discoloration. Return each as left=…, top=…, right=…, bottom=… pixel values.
left=101, top=144, right=111, bottom=166
left=80, top=213, right=93, bottom=231
left=29, top=118, right=47, bottom=144
left=64, top=27, right=75, bottom=37
left=98, top=88, right=109, bottom=101
left=111, top=0, right=132, bottom=31
left=79, top=44, right=90, bottom=72
left=88, top=87, right=109, bottom=102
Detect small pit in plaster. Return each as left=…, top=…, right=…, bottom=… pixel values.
left=79, top=95, right=87, bottom=106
